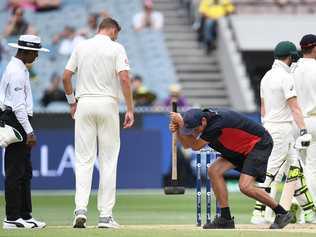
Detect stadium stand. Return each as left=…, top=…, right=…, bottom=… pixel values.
left=2, top=0, right=315, bottom=111
left=155, top=0, right=232, bottom=108
left=227, top=0, right=316, bottom=105
left=179, top=0, right=316, bottom=108
left=233, top=0, right=316, bottom=14
left=0, top=0, right=177, bottom=112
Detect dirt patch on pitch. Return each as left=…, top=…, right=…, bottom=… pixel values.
left=123, top=224, right=316, bottom=233
left=51, top=224, right=316, bottom=233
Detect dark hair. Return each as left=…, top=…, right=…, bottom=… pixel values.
left=133, top=75, right=143, bottom=82
left=301, top=46, right=315, bottom=55
left=98, top=18, right=121, bottom=32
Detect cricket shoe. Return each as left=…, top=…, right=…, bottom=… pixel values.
left=269, top=212, right=293, bottom=229
left=97, top=216, right=120, bottom=229
left=73, top=209, right=87, bottom=228
left=250, top=210, right=269, bottom=224
left=3, top=218, right=34, bottom=229
left=202, top=216, right=235, bottom=229
left=24, top=218, right=46, bottom=228
left=304, top=209, right=316, bottom=224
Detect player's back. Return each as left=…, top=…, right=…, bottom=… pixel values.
left=293, top=58, right=316, bottom=116
left=260, top=61, right=295, bottom=123
left=74, top=35, right=125, bottom=100
left=201, top=108, right=271, bottom=159
left=216, top=108, right=266, bottom=138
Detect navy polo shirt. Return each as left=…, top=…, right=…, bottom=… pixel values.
left=200, top=108, right=272, bottom=162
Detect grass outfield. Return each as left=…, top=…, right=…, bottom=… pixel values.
left=0, top=190, right=315, bottom=237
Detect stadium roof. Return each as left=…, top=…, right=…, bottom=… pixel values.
left=231, top=14, right=316, bottom=51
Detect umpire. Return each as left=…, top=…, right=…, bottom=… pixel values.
left=0, top=35, right=48, bottom=229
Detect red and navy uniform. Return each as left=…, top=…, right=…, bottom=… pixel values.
left=201, top=108, right=273, bottom=182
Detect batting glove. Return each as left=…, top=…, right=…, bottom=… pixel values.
left=294, top=129, right=312, bottom=150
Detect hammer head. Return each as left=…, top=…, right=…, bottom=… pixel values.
left=164, top=185, right=185, bottom=195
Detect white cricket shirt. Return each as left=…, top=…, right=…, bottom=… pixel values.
left=260, top=60, right=296, bottom=123
left=0, top=57, right=33, bottom=133
left=292, top=58, right=316, bottom=116
left=65, top=34, right=130, bottom=101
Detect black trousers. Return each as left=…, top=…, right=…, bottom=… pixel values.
left=1, top=110, right=32, bottom=220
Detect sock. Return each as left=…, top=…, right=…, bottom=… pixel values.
left=221, top=207, right=232, bottom=220
left=273, top=204, right=287, bottom=215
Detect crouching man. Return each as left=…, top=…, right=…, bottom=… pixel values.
left=170, top=107, right=293, bottom=229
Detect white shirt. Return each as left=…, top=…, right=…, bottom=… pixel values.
left=292, top=58, right=316, bottom=116
left=260, top=60, right=296, bottom=123
left=65, top=34, right=130, bottom=100
left=133, top=11, right=164, bottom=30
left=0, top=57, right=33, bottom=133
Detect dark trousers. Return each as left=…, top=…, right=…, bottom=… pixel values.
left=1, top=110, right=32, bottom=220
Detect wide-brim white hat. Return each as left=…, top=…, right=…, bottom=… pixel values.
left=8, top=34, right=49, bottom=52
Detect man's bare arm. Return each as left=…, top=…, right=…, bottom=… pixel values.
left=119, top=70, right=133, bottom=112
left=287, top=97, right=305, bottom=129
left=119, top=70, right=134, bottom=128
left=176, top=132, right=208, bottom=151
left=63, top=69, right=76, bottom=119
left=169, top=112, right=208, bottom=150
left=63, top=69, right=74, bottom=95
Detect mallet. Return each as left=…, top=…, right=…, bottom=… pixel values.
left=164, top=100, right=185, bottom=195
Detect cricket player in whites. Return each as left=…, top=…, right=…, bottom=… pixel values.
left=292, top=34, right=316, bottom=203
left=63, top=18, right=134, bottom=228
left=251, top=41, right=316, bottom=224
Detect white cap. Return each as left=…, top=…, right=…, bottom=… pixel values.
left=8, top=35, right=49, bottom=52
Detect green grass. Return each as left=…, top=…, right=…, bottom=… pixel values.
left=0, top=190, right=315, bottom=237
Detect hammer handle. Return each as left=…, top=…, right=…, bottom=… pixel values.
left=171, top=100, right=177, bottom=181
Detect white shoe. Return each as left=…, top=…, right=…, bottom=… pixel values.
left=3, top=218, right=34, bottom=229
left=97, top=216, right=120, bottom=229
left=250, top=210, right=270, bottom=224
left=304, top=210, right=316, bottom=224
left=73, top=209, right=87, bottom=228
left=24, top=218, right=46, bottom=228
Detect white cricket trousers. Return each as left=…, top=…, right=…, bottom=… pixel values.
left=264, top=122, right=300, bottom=179
left=300, top=116, right=316, bottom=201
left=74, top=96, right=120, bottom=217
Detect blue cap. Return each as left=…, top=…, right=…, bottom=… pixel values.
left=180, top=109, right=205, bottom=135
